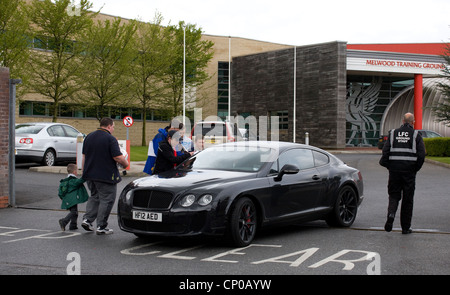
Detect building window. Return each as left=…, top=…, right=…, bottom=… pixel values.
left=346, top=76, right=414, bottom=147
left=30, top=35, right=77, bottom=53
left=18, top=100, right=171, bottom=122
left=19, top=101, right=50, bottom=117
left=32, top=35, right=48, bottom=50
left=218, top=61, right=230, bottom=119
left=268, top=111, right=289, bottom=130
left=59, top=104, right=84, bottom=118
left=269, top=110, right=289, bottom=130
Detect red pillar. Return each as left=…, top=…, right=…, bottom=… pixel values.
left=414, top=74, right=423, bottom=130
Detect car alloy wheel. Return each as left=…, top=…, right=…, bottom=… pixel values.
left=228, top=197, right=257, bottom=247
left=43, top=149, right=56, bottom=166
left=326, top=186, right=358, bottom=227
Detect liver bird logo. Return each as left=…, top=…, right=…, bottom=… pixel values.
left=346, top=77, right=382, bottom=146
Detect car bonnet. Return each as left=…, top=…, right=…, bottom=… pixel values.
left=130, top=169, right=256, bottom=191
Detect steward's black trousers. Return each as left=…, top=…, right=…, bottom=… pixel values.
left=387, top=171, right=416, bottom=230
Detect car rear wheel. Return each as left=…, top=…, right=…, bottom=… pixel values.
left=42, top=149, right=56, bottom=166
left=228, top=197, right=257, bottom=247
left=326, top=186, right=358, bottom=227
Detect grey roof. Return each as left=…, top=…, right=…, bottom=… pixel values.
left=380, top=77, right=450, bottom=137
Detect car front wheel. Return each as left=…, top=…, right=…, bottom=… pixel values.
left=228, top=197, right=257, bottom=247
left=42, top=149, right=56, bottom=166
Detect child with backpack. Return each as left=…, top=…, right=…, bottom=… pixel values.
left=58, top=163, right=88, bottom=231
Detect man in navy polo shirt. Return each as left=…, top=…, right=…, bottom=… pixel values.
left=81, top=118, right=129, bottom=235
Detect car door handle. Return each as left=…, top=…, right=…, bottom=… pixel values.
left=312, top=175, right=320, bottom=180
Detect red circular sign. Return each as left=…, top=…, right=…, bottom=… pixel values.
left=123, top=116, right=134, bottom=127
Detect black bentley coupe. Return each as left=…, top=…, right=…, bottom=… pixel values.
left=118, top=141, right=364, bottom=247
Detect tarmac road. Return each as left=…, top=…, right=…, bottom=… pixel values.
left=2, top=153, right=450, bottom=276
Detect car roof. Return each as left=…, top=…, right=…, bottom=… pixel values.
left=17, top=122, right=70, bottom=127
left=213, top=140, right=327, bottom=152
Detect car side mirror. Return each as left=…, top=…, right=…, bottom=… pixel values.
left=274, top=164, right=299, bottom=181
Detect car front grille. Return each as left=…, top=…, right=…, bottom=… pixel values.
left=132, top=189, right=174, bottom=209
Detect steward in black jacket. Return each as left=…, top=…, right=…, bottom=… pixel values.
left=379, top=113, right=425, bottom=234
left=380, top=123, right=426, bottom=173
left=153, top=130, right=192, bottom=174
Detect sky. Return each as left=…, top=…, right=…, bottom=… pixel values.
left=86, top=0, right=450, bottom=46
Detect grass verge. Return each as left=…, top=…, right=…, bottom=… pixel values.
left=130, top=146, right=148, bottom=161
left=427, top=157, right=450, bottom=165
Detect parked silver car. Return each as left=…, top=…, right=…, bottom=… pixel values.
left=15, top=122, right=83, bottom=166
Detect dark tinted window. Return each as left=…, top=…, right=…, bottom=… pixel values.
left=273, top=149, right=315, bottom=172
left=313, top=151, right=329, bottom=167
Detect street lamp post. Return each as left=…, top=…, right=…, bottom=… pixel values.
left=228, top=36, right=231, bottom=122
left=293, top=46, right=296, bottom=143
left=183, top=25, right=186, bottom=125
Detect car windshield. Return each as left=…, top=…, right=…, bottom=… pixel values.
left=426, top=131, right=441, bottom=138
left=179, top=146, right=277, bottom=172
left=16, top=124, right=44, bottom=134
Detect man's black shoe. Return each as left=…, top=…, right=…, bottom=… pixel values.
left=59, top=219, right=66, bottom=231
left=384, top=217, right=394, bottom=232
left=402, top=229, right=412, bottom=234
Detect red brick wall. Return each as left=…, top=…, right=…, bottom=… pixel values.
left=0, top=68, right=10, bottom=208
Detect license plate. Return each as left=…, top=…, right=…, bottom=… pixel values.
left=132, top=210, right=162, bottom=222
left=205, top=138, right=216, bottom=144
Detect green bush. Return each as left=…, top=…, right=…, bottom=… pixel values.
left=424, top=138, right=450, bottom=157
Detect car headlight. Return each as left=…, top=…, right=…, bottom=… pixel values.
left=198, top=194, right=213, bottom=206
left=180, top=194, right=196, bottom=207
left=125, top=190, right=132, bottom=202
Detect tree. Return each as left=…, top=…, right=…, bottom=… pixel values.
left=0, top=0, right=31, bottom=81
left=75, top=18, right=137, bottom=121
left=24, top=0, right=97, bottom=122
left=129, top=14, right=173, bottom=145
left=431, top=43, right=450, bottom=126
left=163, top=21, right=214, bottom=118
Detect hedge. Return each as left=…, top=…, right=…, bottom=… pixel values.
left=423, top=137, right=450, bottom=157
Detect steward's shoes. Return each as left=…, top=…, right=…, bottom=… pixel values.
left=402, top=229, right=413, bottom=234
left=384, top=216, right=394, bottom=232
left=96, top=227, right=113, bottom=235
left=81, top=219, right=94, bottom=232
left=58, top=219, right=67, bottom=231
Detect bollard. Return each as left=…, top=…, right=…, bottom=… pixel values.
left=305, top=132, right=309, bottom=145
left=76, top=133, right=84, bottom=170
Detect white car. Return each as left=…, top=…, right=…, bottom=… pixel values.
left=191, top=121, right=243, bottom=148
left=15, top=122, right=83, bottom=166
